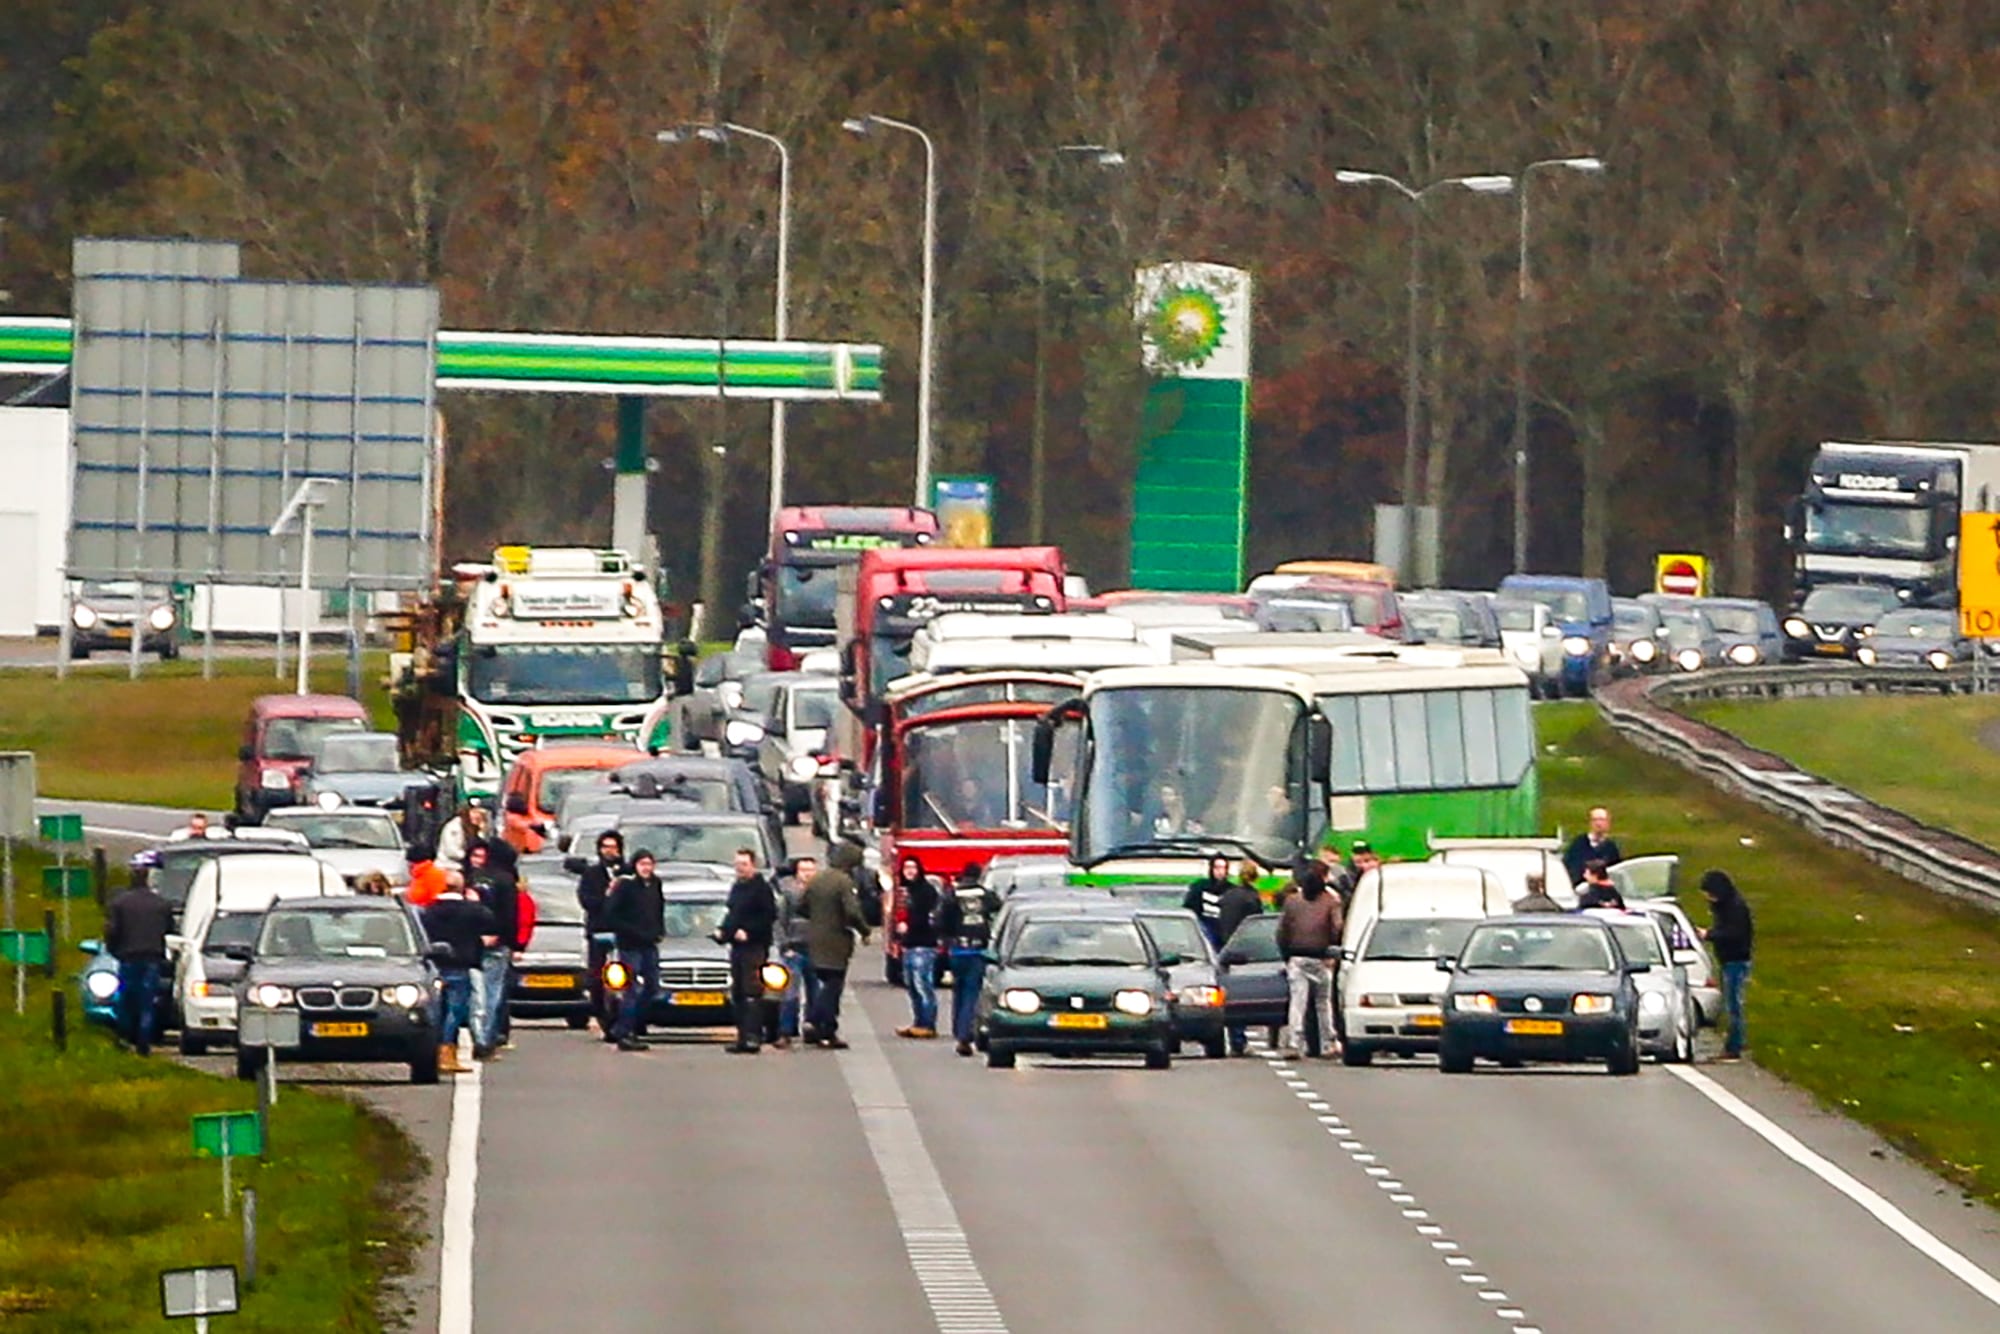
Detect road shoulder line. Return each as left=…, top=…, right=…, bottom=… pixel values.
left=438, top=1056, right=482, bottom=1334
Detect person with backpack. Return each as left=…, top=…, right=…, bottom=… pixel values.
left=936, top=863, right=1002, bottom=1057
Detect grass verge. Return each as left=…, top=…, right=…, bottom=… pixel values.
left=0, top=865, right=420, bottom=1331
left=1540, top=701, right=2000, bottom=1204
left=0, top=656, right=391, bottom=811
left=1688, top=693, right=2000, bottom=849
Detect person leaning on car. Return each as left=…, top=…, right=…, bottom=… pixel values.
left=104, top=873, right=176, bottom=1056
left=718, top=848, right=778, bottom=1055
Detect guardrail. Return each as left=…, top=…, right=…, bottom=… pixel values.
left=1592, top=664, right=2000, bottom=911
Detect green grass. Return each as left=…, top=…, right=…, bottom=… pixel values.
left=1689, top=694, right=2000, bottom=850
left=0, top=866, right=419, bottom=1331
left=0, top=657, right=392, bottom=810
left=1540, top=702, right=2000, bottom=1202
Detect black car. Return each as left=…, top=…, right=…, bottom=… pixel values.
left=1217, top=915, right=1289, bottom=1047
left=601, top=755, right=786, bottom=859
left=976, top=913, right=1177, bottom=1069
left=1437, top=915, right=1645, bottom=1076
left=230, top=898, right=445, bottom=1084
left=1132, top=909, right=1228, bottom=1059
left=1781, top=583, right=1902, bottom=662
left=598, top=883, right=787, bottom=1034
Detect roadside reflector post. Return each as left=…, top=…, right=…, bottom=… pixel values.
left=160, top=1264, right=240, bottom=1332
left=241, top=1188, right=258, bottom=1288
left=52, top=988, right=67, bottom=1052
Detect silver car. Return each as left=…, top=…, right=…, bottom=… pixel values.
left=1588, top=909, right=1696, bottom=1062
left=260, top=805, right=409, bottom=889
left=754, top=677, right=837, bottom=823
left=1657, top=606, right=1725, bottom=674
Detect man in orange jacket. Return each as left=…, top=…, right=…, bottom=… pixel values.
left=405, top=843, right=449, bottom=907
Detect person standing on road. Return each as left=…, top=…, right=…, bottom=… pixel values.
left=473, top=839, right=522, bottom=1060
left=1563, top=807, right=1623, bottom=885
left=1181, top=854, right=1233, bottom=947
left=1576, top=860, right=1625, bottom=911
left=436, top=804, right=492, bottom=870
left=420, top=876, right=498, bottom=1075
left=894, top=856, right=942, bottom=1039
left=575, top=831, right=626, bottom=1037
left=604, top=849, right=666, bottom=1054
left=1512, top=871, right=1564, bottom=913
left=937, top=862, right=1002, bottom=1057
left=404, top=843, right=449, bottom=907
left=1700, top=869, right=1755, bottom=1061
left=718, top=848, right=778, bottom=1055
left=801, top=843, right=870, bottom=1049
left=773, top=856, right=818, bottom=1049
left=104, top=872, right=174, bottom=1056
left=1276, top=865, right=1342, bottom=1060
left=1216, top=862, right=1266, bottom=1057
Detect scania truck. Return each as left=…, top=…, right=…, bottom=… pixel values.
left=1789, top=440, right=2000, bottom=604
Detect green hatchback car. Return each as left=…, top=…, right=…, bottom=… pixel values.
left=977, top=914, right=1177, bottom=1070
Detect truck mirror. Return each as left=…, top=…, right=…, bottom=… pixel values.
left=1031, top=697, right=1084, bottom=785
left=1308, top=714, right=1333, bottom=784
left=872, top=785, right=893, bottom=827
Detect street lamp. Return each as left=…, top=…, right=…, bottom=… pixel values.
left=657, top=122, right=793, bottom=526
left=1511, top=155, right=1605, bottom=574
left=844, top=113, right=939, bottom=507
left=1334, top=169, right=1515, bottom=585
left=1031, top=144, right=1126, bottom=545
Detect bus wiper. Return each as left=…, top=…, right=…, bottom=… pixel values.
left=1081, top=834, right=1262, bottom=867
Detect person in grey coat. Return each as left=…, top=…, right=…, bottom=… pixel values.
left=800, top=842, right=870, bottom=1048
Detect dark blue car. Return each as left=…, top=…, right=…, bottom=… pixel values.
left=1497, top=575, right=1613, bottom=695
left=1437, top=914, right=1645, bottom=1075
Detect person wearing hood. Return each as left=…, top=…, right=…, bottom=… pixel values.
left=472, top=838, right=522, bottom=1060
left=1181, top=855, right=1233, bottom=947
left=576, top=830, right=626, bottom=1036
left=936, top=862, right=1002, bottom=1057
left=604, top=849, right=666, bottom=1053
left=420, top=874, right=498, bottom=1075
left=1699, top=869, right=1755, bottom=1060
left=1276, top=864, right=1342, bottom=1059
left=894, top=857, right=942, bottom=1039
left=1216, top=862, right=1266, bottom=1057
left=801, top=842, right=870, bottom=1049
left=404, top=843, right=448, bottom=907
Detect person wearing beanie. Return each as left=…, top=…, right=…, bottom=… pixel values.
left=1699, top=870, right=1754, bottom=1060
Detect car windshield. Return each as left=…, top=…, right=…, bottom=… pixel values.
left=776, top=562, right=841, bottom=630
left=898, top=681, right=1075, bottom=719
left=1406, top=607, right=1470, bottom=644
left=792, top=688, right=837, bottom=730
left=1261, top=598, right=1357, bottom=633
left=1801, top=586, right=1898, bottom=620
left=537, top=766, right=627, bottom=813
left=81, top=580, right=169, bottom=602
left=261, top=716, right=363, bottom=760
left=259, top=907, right=419, bottom=959
left=1009, top=919, right=1153, bottom=967
left=1876, top=609, right=1953, bottom=638
left=1512, top=588, right=1590, bottom=623
left=661, top=897, right=729, bottom=940
left=1460, top=924, right=1614, bottom=971
left=1493, top=602, right=1539, bottom=633
left=902, top=716, right=1066, bottom=832
left=1364, top=918, right=1479, bottom=962
left=1700, top=605, right=1762, bottom=636
left=741, top=677, right=786, bottom=717
left=614, top=820, right=762, bottom=866
left=1660, top=612, right=1709, bottom=647
left=1110, top=884, right=1194, bottom=911
left=264, top=812, right=402, bottom=850
left=1137, top=914, right=1210, bottom=960
left=1613, top=604, right=1656, bottom=632
left=313, top=734, right=399, bottom=773
left=1222, top=915, right=1281, bottom=963
left=1075, top=685, right=1306, bottom=866
left=1608, top=921, right=1665, bottom=965
left=533, top=891, right=586, bottom=926
left=203, top=911, right=264, bottom=953
left=467, top=643, right=663, bottom=705
left=1804, top=502, right=1933, bottom=556
left=988, top=863, right=1072, bottom=897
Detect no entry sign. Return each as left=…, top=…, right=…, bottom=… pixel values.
left=1654, top=553, right=1709, bottom=597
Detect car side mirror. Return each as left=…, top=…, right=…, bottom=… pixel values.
left=1031, top=696, right=1084, bottom=784
left=78, top=937, right=102, bottom=956
left=165, top=933, right=186, bottom=954
left=503, top=793, right=530, bottom=816
left=563, top=855, right=588, bottom=875
left=1434, top=956, right=1456, bottom=972
left=1339, top=947, right=1356, bottom=963
left=1671, top=948, right=1699, bottom=966
left=238, top=745, right=255, bottom=762
left=1626, top=961, right=1652, bottom=974
left=1308, top=714, right=1333, bottom=784
left=1218, top=949, right=1246, bottom=966
left=220, top=943, right=254, bottom=963
left=427, top=942, right=456, bottom=963
left=1155, top=952, right=1183, bottom=968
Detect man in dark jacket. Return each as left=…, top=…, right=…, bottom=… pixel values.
left=420, top=879, right=499, bottom=1075
left=104, top=874, right=175, bottom=1055
left=894, top=856, right=943, bottom=1039
left=1276, top=866, right=1342, bottom=1059
left=1512, top=871, right=1565, bottom=913
left=604, top=849, right=666, bottom=1052
left=575, top=831, right=625, bottom=1031
left=1700, top=869, right=1755, bottom=1060
left=471, top=838, right=521, bottom=1059
left=1575, top=861, right=1625, bottom=911
left=1562, top=807, right=1624, bottom=885
left=937, top=862, right=1002, bottom=1057
left=1215, top=864, right=1265, bottom=1056
left=1181, top=855, right=1233, bottom=947
left=801, top=842, right=870, bottom=1049
left=718, top=847, right=778, bottom=1054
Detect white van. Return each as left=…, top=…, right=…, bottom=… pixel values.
left=1429, top=838, right=1576, bottom=908
left=1337, top=863, right=1513, bottom=1066
left=173, top=853, right=349, bottom=1052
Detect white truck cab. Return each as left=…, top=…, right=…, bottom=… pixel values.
left=1337, top=863, right=1514, bottom=1065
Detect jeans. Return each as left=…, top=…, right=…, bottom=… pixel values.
left=116, top=957, right=163, bottom=1052
left=778, top=946, right=816, bottom=1038
left=1721, top=960, right=1751, bottom=1055
left=613, top=945, right=660, bottom=1042
left=903, top=946, right=939, bottom=1030
left=948, top=949, right=987, bottom=1043
left=1285, top=957, right=1335, bottom=1056
left=439, top=969, right=473, bottom=1047
left=808, top=967, right=849, bottom=1040
left=478, top=949, right=512, bottom=1049
left=729, top=943, right=768, bottom=1048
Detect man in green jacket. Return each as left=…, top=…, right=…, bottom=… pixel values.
left=801, top=842, right=870, bottom=1049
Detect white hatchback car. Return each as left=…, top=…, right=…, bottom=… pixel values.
left=173, top=853, right=349, bottom=1053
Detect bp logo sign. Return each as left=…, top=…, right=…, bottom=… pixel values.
left=1134, top=262, right=1250, bottom=380
left=1146, top=287, right=1226, bottom=367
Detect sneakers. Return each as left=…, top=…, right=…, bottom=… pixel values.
left=616, top=1037, right=647, bottom=1053
left=724, top=1043, right=760, bottom=1055
left=956, top=1041, right=974, bottom=1057
left=823, top=1037, right=851, bottom=1051
left=772, top=1037, right=793, bottom=1050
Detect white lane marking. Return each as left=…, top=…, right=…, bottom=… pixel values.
left=438, top=1055, right=482, bottom=1334
left=1667, top=1065, right=2000, bottom=1310
left=838, top=1014, right=1009, bottom=1334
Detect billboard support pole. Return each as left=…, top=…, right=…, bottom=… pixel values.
left=129, top=310, right=155, bottom=683
left=203, top=299, right=228, bottom=680
left=269, top=479, right=339, bottom=697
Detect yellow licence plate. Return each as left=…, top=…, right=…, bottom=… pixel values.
left=521, top=974, right=575, bottom=990
left=1814, top=642, right=1845, bottom=653
left=1050, top=1013, right=1108, bottom=1030
left=671, top=991, right=728, bottom=1007
left=1505, top=1018, right=1564, bottom=1036
left=311, top=1021, right=369, bottom=1038
left=1410, top=1014, right=1444, bottom=1029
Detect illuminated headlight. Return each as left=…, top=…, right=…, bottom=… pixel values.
left=718, top=682, right=745, bottom=710
left=85, top=971, right=120, bottom=1001
left=388, top=983, right=424, bottom=1008
left=1561, top=635, right=1591, bottom=657
left=723, top=718, right=763, bottom=748
left=251, top=984, right=293, bottom=1008
left=1727, top=644, right=1759, bottom=665
left=1855, top=646, right=1877, bottom=666
left=1857, top=625, right=1874, bottom=638
left=1638, top=991, right=1668, bottom=1015
left=760, top=961, right=791, bottom=993
left=1572, top=994, right=1615, bottom=1015
left=1453, top=993, right=1497, bottom=1013
left=785, top=754, right=818, bottom=783
left=1629, top=639, right=1657, bottom=663
left=260, top=768, right=293, bottom=791
left=1783, top=617, right=1808, bottom=638
left=602, top=960, right=630, bottom=990
left=71, top=604, right=98, bottom=630
left=1360, top=993, right=1400, bottom=1008
left=1675, top=648, right=1704, bottom=672
left=1112, top=989, right=1155, bottom=1017
left=1179, top=984, right=1225, bottom=1008
left=1929, top=650, right=1952, bottom=671
left=148, top=605, right=176, bottom=632
left=1001, top=988, right=1043, bottom=1015
left=316, top=790, right=344, bottom=810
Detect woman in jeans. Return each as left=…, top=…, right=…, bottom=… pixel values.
left=894, top=857, right=943, bottom=1038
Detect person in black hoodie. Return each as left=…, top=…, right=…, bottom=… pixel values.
left=104, top=874, right=175, bottom=1055
left=472, top=838, right=521, bottom=1059
left=1181, top=855, right=1233, bottom=947
left=576, top=831, right=625, bottom=1034
left=893, top=857, right=942, bottom=1039
left=604, top=849, right=666, bottom=1052
left=1215, top=862, right=1266, bottom=1057
left=1700, top=869, right=1755, bottom=1060
left=717, top=847, right=778, bottom=1054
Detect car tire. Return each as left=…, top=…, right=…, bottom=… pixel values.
left=1340, top=1043, right=1374, bottom=1067
left=1202, top=1033, right=1227, bottom=1060
left=179, top=1030, right=210, bottom=1057
left=1144, top=1047, right=1172, bottom=1071
left=410, top=1043, right=441, bottom=1085
left=234, top=1047, right=265, bottom=1082
left=975, top=1030, right=990, bottom=1053
left=1607, top=1032, right=1641, bottom=1076
left=565, top=1014, right=591, bottom=1031
left=1437, top=1036, right=1474, bottom=1074
left=986, top=1045, right=1016, bottom=1069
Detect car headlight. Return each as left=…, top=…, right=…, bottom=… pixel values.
left=1629, top=639, right=1657, bottom=663
left=1453, top=993, right=1497, bottom=1013
left=1929, top=650, right=1952, bottom=671
left=1561, top=635, right=1591, bottom=657
left=71, top=603, right=98, bottom=630
left=1113, top=989, right=1155, bottom=1016
left=85, top=970, right=120, bottom=1000
left=260, top=768, right=294, bottom=791
left=1572, top=994, right=1615, bottom=1015
left=602, top=960, right=630, bottom=990
left=1727, top=644, right=1758, bottom=665
left=148, top=605, right=176, bottom=632
left=1359, top=992, right=1400, bottom=1008
left=1676, top=648, right=1704, bottom=672
left=1784, top=617, right=1808, bottom=638
left=1179, top=984, right=1225, bottom=1008
left=1857, top=625, right=1874, bottom=638
left=723, top=718, right=764, bottom=748
left=191, top=982, right=221, bottom=998
left=1638, top=990, right=1668, bottom=1015
left=388, top=983, right=424, bottom=1008
left=1855, top=646, right=1877, bottom=666
left=251, top=983, right=293, bottom=1008
left=1001, top=988, right=1043, bottom=1015
left=760, top=961, right=791, bottom=993
left=785, top=754, right=819, bottom=783
left=718, top=682, right=745, bottom=710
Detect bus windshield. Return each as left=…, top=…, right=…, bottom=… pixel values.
left=467, top=644, right=663, bottom=705
left=775, top=562, right=841, bottom=630
left=1075, top=686, right=1306, bottom=866
left=901, top=717, right=1068, bottom=832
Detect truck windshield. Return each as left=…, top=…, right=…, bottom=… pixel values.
left=1074, top=686, right=1306, bottom=866
left=901, top=717, right=1067, bottom=832
left=1511, top=588, right=1590, bottom=623
left=1803, top=502, right=1932, bottom=556
left=467, top=644, right=663, bottom=705
left=775, top=562, right=840, bottom=630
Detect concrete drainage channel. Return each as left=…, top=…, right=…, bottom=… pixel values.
left=1593, top=665, right=2000, bottom=913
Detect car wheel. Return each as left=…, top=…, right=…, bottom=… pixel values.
left=410, top=1042, right=441, bottom=1084
left=1437, top=1036, right=1474, bottom=1074
left=1202, top=1033, right=1227, bottom=1060
left=565, top=1014, right=591, bottom=1031
left=1607, top=1032, right=1641, bottom=1076
left=178, top=1030, right=210, bottom=1057
left=975, top=1029, right=990, bottom=1053
left=234, top=1047, right=265, bottom=1082
left=1340, top=1043, right=1374, bottom=1067
left=986, top=1045, right=1016, bottom=1069
left=1144, top=1047, right=1173, bottom=1071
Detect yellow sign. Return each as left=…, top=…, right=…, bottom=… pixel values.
left=1654, top=553, right=1709, bottom=597
left=1959, top=513, right=2000, bottom=638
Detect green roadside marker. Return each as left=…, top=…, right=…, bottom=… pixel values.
left=41, top=866, right=92, bottom=898
left=192, top=1111, right=263, bottom=1218
left=0, top=929, right=49, bottom=967
left=37, top=813, right=83, bottom=844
